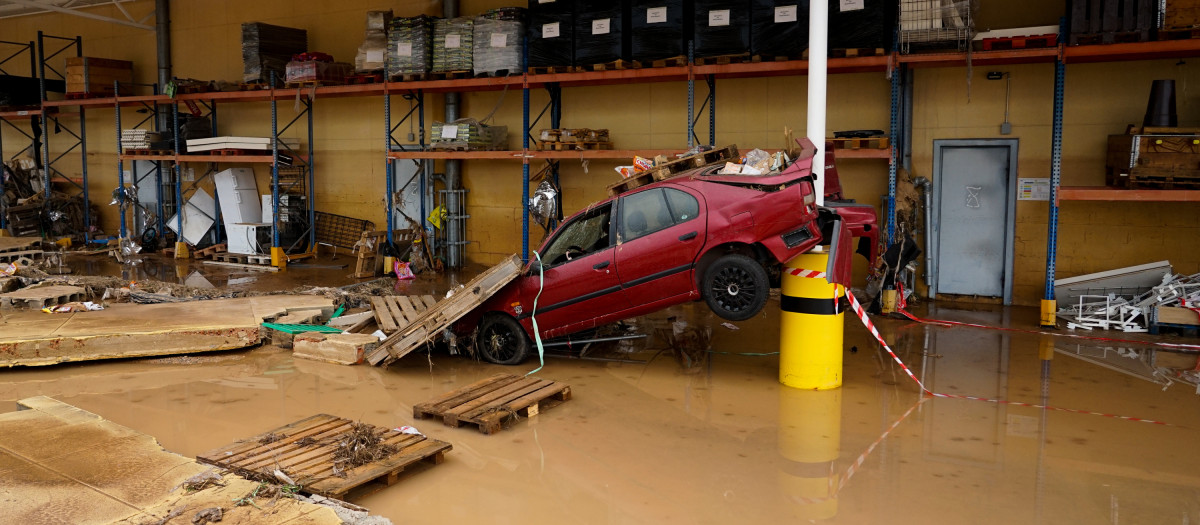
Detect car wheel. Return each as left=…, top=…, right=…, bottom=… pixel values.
left=476, top=314, right=531, bottom=365
left=702, top=254, right=769, bottom=321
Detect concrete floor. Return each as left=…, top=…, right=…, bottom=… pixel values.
left=1, top=256, right=1198, bottom=523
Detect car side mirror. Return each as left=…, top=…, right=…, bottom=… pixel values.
left=527, top=259, right=544, bottom=276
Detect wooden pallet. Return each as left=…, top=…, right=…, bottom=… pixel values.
left=1129, top=173, right=1200, bottom=188
left=193, top=243, right=227, bottom=259
left=474, top=69, right=516, bottom=78
left=633, top=55, right=688, bottom=68
left=0, top=250, right=43, bottom=263
left=606, top=144, right=739, bottom=197
left=537, top=140, right=614, bottom=151
left=527, top=65, right=573, bottom=75
left=196, top=414, right=451, bottom=499
left=830, top=136, right=890, bottom=150
left=1070, top=30, right=1151, bottom=46
left=367, top=254, right=524, bottom=366
left=413, top=374, right=572, bottom=434
left=694, top=53, right=751, bottom=66
left=1158, top=27, right=1200, bottom=41
left=751, top=54, right=803, bottom=63
left=830, top=47, right=885, bottom=58
left=370, top=295, right=437, bottom=333
left=981, top=34, right=1057, bottom=51
left=427, top=70, right=472, bottom=80
left=237, top=82, right=271, bottom=91
left=64, top=91, right=111, bottom=100
left=389, top=72, right=428, bottom=82
left=214, top=252, right=272, bottom=265
left=285, top=80, right=345, bottom=88
left=122, top=149, right=174, bottom=156
left=0, top=237, right=43, bottom=255
left=345, top=72, right=384, bottom=84
left=584, top=59, right=635, bottom=72
left=0, top=285, right=85, bottom=309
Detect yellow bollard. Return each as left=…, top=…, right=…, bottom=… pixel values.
left=1040, top=299, right=1057, bottom=327
left=271, top=246, right=287, bottom=269
left=778, top=386, right=841, bottom=520
left=0, top=229, right=10, bottom=237
left=880, top=288, right=898, bottom=314
left=780, top=251, right=844, bottom=390
left=382, top=255, right=396, bottom=276
left=174, top=241, right=189, bottom=259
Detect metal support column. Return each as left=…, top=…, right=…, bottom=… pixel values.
left=521, top=72, right=531, bottom=261
left=708, top=76, right=716, bottom=147
left=687, top=41, right=695, bottom=149
left=384, top=81, right=395, bottom=245
left=1042, top=22, right=1067, bottom=327
left=114, top=85, right=127, bottom=240
left=269, top=76, right=281, bottom=263
left=37, top=32, right=86, bottom=242
left=887, top=60, right=902, bottom=246
left=171, top=106, right=185, bottom=257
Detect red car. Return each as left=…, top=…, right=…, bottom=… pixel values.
left=464, top=140, right=879, bottom=364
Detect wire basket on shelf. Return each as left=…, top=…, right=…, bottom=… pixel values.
left=899, top=0, right=974, bottom=53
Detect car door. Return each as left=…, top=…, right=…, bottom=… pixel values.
left=614, top=186, right=708, bottom=307
left=521, top=202, right=624, bottom=338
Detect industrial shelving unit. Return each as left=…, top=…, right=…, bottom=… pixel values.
left=0, top=38, right=38, bottom=236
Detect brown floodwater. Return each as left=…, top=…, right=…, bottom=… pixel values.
left=2, top=259, right=1199, bottom=524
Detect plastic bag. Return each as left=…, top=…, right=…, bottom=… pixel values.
left=529, top=179, right=559, bottom=224
left=394, top=261, right=416, bottom=280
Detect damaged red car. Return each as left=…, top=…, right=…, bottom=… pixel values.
left=463, top=140, right=879, bottom=364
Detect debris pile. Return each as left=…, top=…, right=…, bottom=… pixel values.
left=330, top=422, right=398, bottom=476
left=1058, top=271, right=1200, bottom=332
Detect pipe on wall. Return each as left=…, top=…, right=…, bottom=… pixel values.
left=444, top=0, right=463, bottom=269
left=807, top=0, right=827, bottom=205
left=912, top=176, right=933, bottom=288
left=155, top=0, right=170, bottom=130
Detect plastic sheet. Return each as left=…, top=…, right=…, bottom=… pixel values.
left=693, top=0, right=752, bottom=58
left=285, top=61, right=352, bottom=84
left=828, top=0, right=895, bottom=51
left=242, top=22, right=307, bottom=84
left=751, top=0, right=809, bottom=58
left=356, top=10, right=392, bottom=73
left=528, top=10, right=574, bottom=68
left=473, top=8, right=526, bottom=76
left=430, top=119, right=508, bottom=150
left=528, top=179, right=559, bottom=227
left=387, top=15, right=434, bottom=77
left=631, top=0, right=687, bottom=62
left=574, top=1, right=630, bottom=66
left=432, top=17, right=474, bottom=73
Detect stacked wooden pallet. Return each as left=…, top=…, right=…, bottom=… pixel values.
left=536, top=128, right=612, bottom=151
left=1106, top=127, right=1200, bottom=188
left=607, top=145, right=740, bottom=197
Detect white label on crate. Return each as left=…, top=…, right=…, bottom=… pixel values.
left=592, top=18, right=611, bottom=35
left=709, top=9, right=730, bottom=27
left=16, top=110, right=28, bottom=116
left=441, top=126, right=459, bottom=139
left=647, top=7, right=668, bottom=24
left=543, top=22, right=561, bottom=38
left=491, top=32, right=507, bottom=47
left=839, top=0, right=864, bottom=11
left=775, top=5, right=798, bottom=23
left=445, top=34, right=461, bottom=48
left=396, top=42, right=412, bottom=57
left=367, top=50, right=384, bottom=63
left=538, top=0, right=554, bottom=3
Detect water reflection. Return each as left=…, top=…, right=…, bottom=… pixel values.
left=778, top=387, right=840, bottom=519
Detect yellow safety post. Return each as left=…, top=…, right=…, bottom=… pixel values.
left=271, top=246, right=287, bottom=269
left=880, top=288, right=898, bottom=314
left=780, top=251, right=844, bottom=390
left=778, top=386, right=841, bottom=520
left=382, top=255, right=396, bottom=276
left=1040, top=299, right=1057, bottom=327
left=1039, top=336, right=1055, bottom=361
left=174, top=241, right=189, bottom=259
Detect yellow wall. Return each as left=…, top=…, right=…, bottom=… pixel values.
left=2, top=0, right=1198, bottom=305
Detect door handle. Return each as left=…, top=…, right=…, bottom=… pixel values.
left=678, top=231, right=698, bottom=241
left=593, top=261, right=610, bottom=270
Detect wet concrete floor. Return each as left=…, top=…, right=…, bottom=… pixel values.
left=2, top=256, right=1199, bottom=523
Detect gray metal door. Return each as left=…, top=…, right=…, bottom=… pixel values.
left=931, top=140, right=1018, bottom=303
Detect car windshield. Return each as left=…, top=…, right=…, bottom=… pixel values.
left=541, top=204, right=612, bottom=267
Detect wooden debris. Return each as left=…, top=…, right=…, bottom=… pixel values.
left=197, top=414, right=451, bottom=499
left=413, top=373, right=572, bottom=434
left=369, top=295, right=436, bottom=333
left=0, top=285, right=86, bottom=309
left=367, top=254, right=524, bottom=366
left=607, top=145, right=739, bottom=197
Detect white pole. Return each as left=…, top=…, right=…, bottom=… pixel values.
left=808, top=0, right=828, bottom=206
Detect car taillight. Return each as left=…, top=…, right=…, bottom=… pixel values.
left=803, top=191, right=815, bottom=207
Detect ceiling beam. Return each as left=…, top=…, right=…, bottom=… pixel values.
left=0, top=0, right=152, bottom=30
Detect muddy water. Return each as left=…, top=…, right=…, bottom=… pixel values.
left=2, top=283, right=1199, bottom=523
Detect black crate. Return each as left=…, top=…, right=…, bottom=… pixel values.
left=574, top=1, right=632, bottom=66
left=751, top=0, right=809, bottom=59
left=529, top=10, right=575, bottom=68
left=828, top=0, right=894, bottom=52
left=631, top=0, right=689, bottom=62
left=1068, top=0, right=1156, bottom=44
left=693, top=0, right=751, bottom=58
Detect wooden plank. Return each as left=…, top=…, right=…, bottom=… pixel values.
left=197, top=414, right=339, bottom=461
left=370, top=297, right=398, bottom=332
left=420, top=295, right=437, bottom=308
left=383, top=296, right=408, bottom=327
left=367, top=254, right=524, bottom=365
left=442, top=377, right=546, bottom=426
left=394, top=296, right=420, bottom=324
left=413, top=374, right=521, bottom=418
left=307, top=438, right=451, bottom=497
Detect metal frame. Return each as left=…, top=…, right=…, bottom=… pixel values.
left=270, top=80, right=316, bottom=255
left=929, top=138, right=1020, bottom=304
left=37, top=31, right=88, bottom=242
left=0, top=38, right=37, bottom=233
left=1043, top=24, right=1067, bottom=316
left=167, top=99, right=223, bottom=247
left=113, top=81, right=164, bottom=241
left=0, top=0, right=153, bottom=30
left=384, top=88, right=427, bottom=246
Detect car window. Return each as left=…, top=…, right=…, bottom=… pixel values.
left=619, top=189, right=674, bottom=242
left=664, top=188, right=699, bottom=223
left=541, top=204, right=612, bottom=267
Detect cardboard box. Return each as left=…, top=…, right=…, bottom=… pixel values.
left=64, top=57, right=133, bottom=95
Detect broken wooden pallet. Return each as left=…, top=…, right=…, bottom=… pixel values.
left=413, top=373, right=572, bottom=434
left=196, top=414, right=451, bottom=499
left=606, top=144, right=739, bottom=196
left=369, top=295, right=436, bottom=333
left=367, top=254, right=524, bottom=366
left=193, top=243, right=227, bottom=259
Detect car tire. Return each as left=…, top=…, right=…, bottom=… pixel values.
left=476, top=314, right=531, bottom=365
left=702, top=254, right=770, bottom=321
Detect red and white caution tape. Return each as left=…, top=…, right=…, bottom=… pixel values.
left=786, top=267, right=827, bottom=279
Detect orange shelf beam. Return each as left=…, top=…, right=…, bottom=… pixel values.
left=387, top=147, right=887, bottom=161
left=118, top=154, right=305, bottom=164
left=1058, top=186, right=1200, bottom=203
